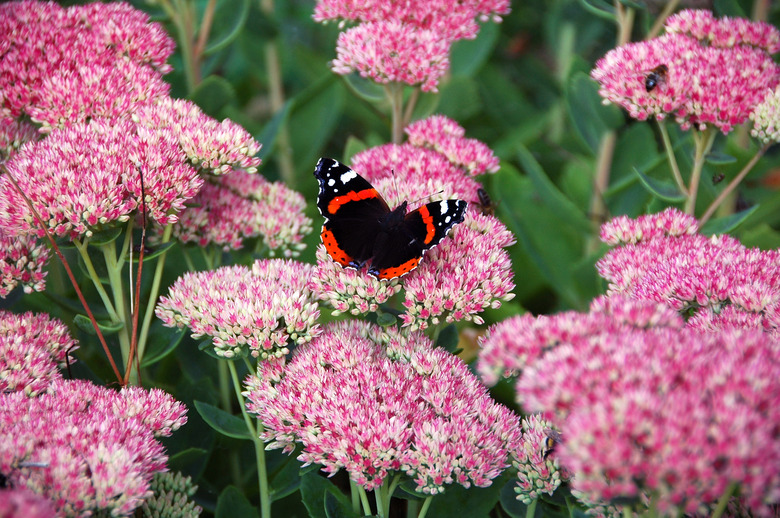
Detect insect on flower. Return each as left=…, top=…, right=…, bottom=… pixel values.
left=542, top=428, right=562, bottom=459
left=644, top=64, right=668, bottom=92
left=476, top=187, right=495, bottom=216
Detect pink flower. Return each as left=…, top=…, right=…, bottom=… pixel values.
left=597, top=209, right=780, bottom=333
left=332, top=21, right=451, bottom=92
left=0, top=118, right=39, bottom=159
left=0, top=310, right=78, bottom=396
left=156, top=259, right=321, bottom=359
left=0, top=379, right=186, bottom=517
left=0, top=488, right=56, bottom=518
left=750, top=85, right=780, bottom=144
left=591, top=10, right=780, bottom=133
left=0, top=1, right=173, bottom=123
left=405, top=115, right=500, bottom=175
left=0, top=118, right=203, bottom=239
left=171, top=171, right=311, bottom=254
left=0, top=229, right=49, bottom=297
left=313, top=0, right=510, bottom=42
left=245, top=321, right=521, bottom=494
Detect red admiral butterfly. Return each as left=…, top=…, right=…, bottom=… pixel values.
left=314, top=157, right=467, bottom=280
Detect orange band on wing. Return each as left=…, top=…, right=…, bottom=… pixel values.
left=327, top=188, right=380, bottom=215
left=376, top=257, right=420, bottom=279
left=321, top=227, right=353, bottom=267
left=417, top=205, right=435, bottom=244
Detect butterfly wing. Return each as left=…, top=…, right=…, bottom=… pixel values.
left=370, top=199, right=467, bottom=279
left=314, top=158, right=391, bottom=267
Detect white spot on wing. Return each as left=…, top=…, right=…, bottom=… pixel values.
left=340, top=170, right=357, bottom=183
left=328, top=179, right=335, bottom=186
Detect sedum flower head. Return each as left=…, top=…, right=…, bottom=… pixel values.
left=332, top=20, right=450, bottom=92
left=750, top=85, right=780, bottom=144
left=0, top=310, right=78, bottom=396
left=591, top=9, right=780, bottom=133
left=246, top=321, right=521, bottom=494
left=0, top=118, right=39, bottom=160
left=0, top=488, right=57, bottom=518
left=140, top=471, right=201, bottom=518
left=597, top=208, right=780, bottom=334
left=0, top=379, right=187, bottom=517
left=0, top=0, right=173, bottom=125
left=156, top=259, right=321, bottom=359
left=171, top=171, right=311, bottom=254
left=0, top=229, right=49, bottom=297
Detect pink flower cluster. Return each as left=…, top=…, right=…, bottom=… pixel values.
left=0, top=118, right=203, bottom=240
left=0, top=310, right=78, bottom=396
left=317, top=0, right=510, bottom=91
left=591, top=9, right=780, bottom=133
left=0, top=1, right=173, bottom=132
left=245, top=321, right=521, bottom=494
left=750, top=85, right=780, bottom=144
left=171, top=170, right=311, bottom=254
left=597, top=208, right=780, bottom=336
left=479, top=296, right=780, bottom=515
left=156, top=259, right=321, bottom=359
left=0, top=379, right=187, bottom=516
left=0, top=229, right=49, bottom=297
left=312, top=117, right=514, bottom=330
left=512, top=414, right=570, bottom=504
left=0, top=488, right=56, bottom=518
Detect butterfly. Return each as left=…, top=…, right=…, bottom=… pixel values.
left=314, top=158, right=467, bottom=280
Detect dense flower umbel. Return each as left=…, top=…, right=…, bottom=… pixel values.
left=0, top=311, right=78, bottom=396
left=0, top=118, right=39, bottom=160
left=0, top=118, right=203, bottom=240
left=245, top=321, right=521, bottom=494
left=171, top=171, right=311, bottom=254
left=0, top=1, right=173, bottom=126
left=591, top=9, right=780, bottom=132
left=0, top=379, right=187, bottom=517
left=313, top=0, right=511, bottom=42
left=141, top=471, right=202, bottom=518
left=156, top=259, right=321, bottom=359
left=517, top=323, right=780, bottom=515
left=0, top=488, right=57, bottom=518
left=597, top=208, right=780, bottom=335
left=512, top=415, right=570, bottom=505
left=0, top=229, right=49, bottom=297
left=405, top=116, right=500, bottom=175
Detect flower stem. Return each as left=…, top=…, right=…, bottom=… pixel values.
left=587, top=130, right=616, bottom=254
left=646, top=0, right=680, bottom=39
left=700, top=144, right=769, bottom=224
left=375, top=482, right=387, bottom=518
left=684, top=128, right=717, bottom=215
left=710, top=482, right=738, bottom=518
left=136, top=223, right=174, bottom=364
left=417, top=495, right=433, bottom=518
left=72, top=239, right=118, bottom=321
left=386, top=83, right=405, bottom=144
left=657, top=120, right=688, bottom=195
left=358, top=485, right=372, bottom=516
left=349, top=480, right=361, bottom=515
left=101, top=242, right=132, bottom=378
left=227, top=360, right=271, bottom=518
left=526, top=498, right=538, bottom=518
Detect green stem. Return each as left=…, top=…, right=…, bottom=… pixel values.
left=587, top=130, right=616, bottom=254
left=406, top=498, right=419, bottom=518
left=402, top=88, right=420, bottom=128
left=227, top=360, right=271, bottom=518
left=684, top=128, right=717, bottom=215
left=386, top=83, right=405, bottom=144
left=657, top=120, right=688, bottom=195
left=72, top=239, right=118, bottom=320
left=375, top=482, right=386, bottom=518
left=101, top=242, right=132, bottom=374
left=710, top=482, right=738, bottom=518
left=700, top=144, right=769, bottom=224
left=526, top=498, right=538, bottom=518
left=358, top=485, right=372, bottom=516
left=621, top=505, right=632, bottom=518
left=170, top=0, right=197, bottom=93
left=417, top=495, right=434, bottom=518
left=136, top=223, right=174, bottom=364
left=350, top=480, right=361, bottom=515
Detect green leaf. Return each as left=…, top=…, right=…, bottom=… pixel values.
left=141, top=324, right=186, bottom=367
left=73, top=314, right=124, bottom=336
left=324, top=491, right=359, bottom=518
left=577, top=0, right=616, bottom=20
left=450, top=22, right=499, bottom=77
left=713, top=0, right=746, bottom=17
left=127, top=241, right=176, bottom=262
left=216, top=485, right=258, bottom=518
left=435, top=324, right=459, bottom=353
left=167, top=448, right=209, bottom=477
left=566, top=72, right=623, bottom=154
left=700, top=206, right=759, bottom=236
left=89, top=227, right=123, bottom=246
left=425, top=472, right=508, bottom=518
left=190, top=75, right=237, bottom=117
left=300, top=472, right=356, bottom=518
left=256, top=101, right=291, bottom=160
left=343, top=136, right=368, bottom=163
left=517, top=146, right=593, bottom=235
left=633, top=167, right=686, bottom=203
left=193, top=400, right=253, bottom=440
left=375, top=310, right=398, bottom=327
left=203, top=0, right=251, bottom=56
left=499, top=478, right=529, bottom=518
left=341, top=73, right=386, bottom=103
left=705, top=151, right=737, bottom=165
left=269, top=455, right=302, bottom=502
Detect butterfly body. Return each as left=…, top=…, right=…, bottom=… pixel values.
left=314, top=157, right=467, bottom=280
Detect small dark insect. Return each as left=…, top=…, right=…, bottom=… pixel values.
left=476, top=187, right=495, bottom=216
left=712, top=172, right=725, bottom=185
left=542, top=429, right=563, bottom=460
left=645, top=64, right=668, bottom=92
